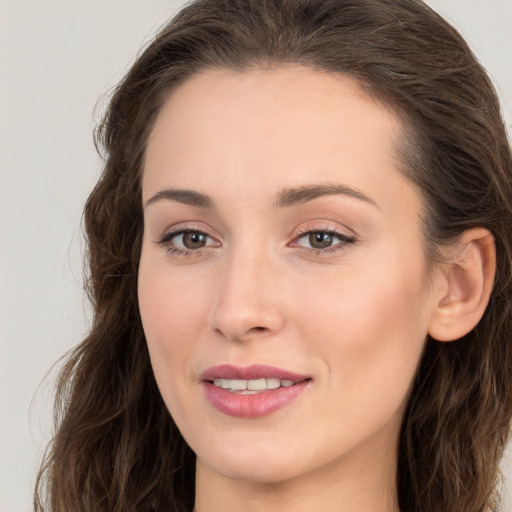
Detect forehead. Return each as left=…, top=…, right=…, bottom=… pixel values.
left=143, top=65, right=416, bottom=215
left=146, top=65, right=402, bottom=162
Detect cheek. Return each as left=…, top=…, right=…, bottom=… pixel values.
left=299, top=262, right=428, bottom=339
left=138, top=258, right=218, bottom=437
left=295, top=256, right=430, bottom=413
left=137, top=255, right=212, bottom=399
left=138, top=255, right=209, bottom=344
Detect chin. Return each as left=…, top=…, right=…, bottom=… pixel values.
left=207, top=457, right=304, bottom=484
left=194, top=436, right=311, bottom=484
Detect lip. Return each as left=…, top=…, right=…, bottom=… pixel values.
left=201, top=364, right=311, bottom=418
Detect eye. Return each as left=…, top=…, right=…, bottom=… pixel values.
left=292, top=229, right=355, bottom=252
left=303, top=231, right=336, bottom=249
left=176, top=230, right=210, bottom=249
left=157, top=228, right=219, bottom=254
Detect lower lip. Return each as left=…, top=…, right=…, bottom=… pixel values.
left=203, top=381, right=310, bottom=418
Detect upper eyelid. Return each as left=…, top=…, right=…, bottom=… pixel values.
left=294, top=222, right=356, bottom=238
left=296, top=226, right=348, bottom=235
left=156, top=223, right=219, bottom=240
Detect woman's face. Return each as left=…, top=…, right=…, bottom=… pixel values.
left=138, top=66, right=442, bottom=485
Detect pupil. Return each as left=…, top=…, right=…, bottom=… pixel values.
left=309, top=232, right=333, bottom=249
left=183, top=231, right=206, bottom=249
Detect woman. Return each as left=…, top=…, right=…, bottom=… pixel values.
left=35, top=0, right=512, bottom=511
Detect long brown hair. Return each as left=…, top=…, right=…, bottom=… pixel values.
left=35, top=1, right=512, bottom=511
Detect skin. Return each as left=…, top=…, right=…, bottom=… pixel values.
left=138, top=66, right=450, bottom=512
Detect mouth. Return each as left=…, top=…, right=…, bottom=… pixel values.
left=211, top=377, right=298, bottom=394
left=200, top=364, right=312, bottom=418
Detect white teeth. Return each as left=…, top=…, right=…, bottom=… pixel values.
left=212, top=377, right=298, bottom=392
left=230, top=379, right=247, bottom=391
left=266, top=378, right=280, bottom=389
left=247, top=378, right=266, bottom=391
left=213, top=378, right=231, bottom=389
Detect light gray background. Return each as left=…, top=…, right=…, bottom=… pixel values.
left=1, top=1, right=511, bottom=511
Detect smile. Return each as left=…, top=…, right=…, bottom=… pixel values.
left=201, top=364, right=311, bottom=418
left=212, top=377, right=296, bottom=394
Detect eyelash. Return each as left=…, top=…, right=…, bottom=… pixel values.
left=292, top=226, right=356, bottom=255
left=156, top=226, right=356, bottom=258
left=156, top=228, right=215, bottom=258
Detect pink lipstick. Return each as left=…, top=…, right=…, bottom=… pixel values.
left=201, top=364, right=311, bottom=418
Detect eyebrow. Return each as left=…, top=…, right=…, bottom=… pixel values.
left=274, top=183, right=379, bottom=209
left=144, top=183, right=378, bottom=210
left=144, top=189, right=212, bottom=209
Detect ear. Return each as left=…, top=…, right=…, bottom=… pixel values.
left=428, top=228, right=496, bottom=342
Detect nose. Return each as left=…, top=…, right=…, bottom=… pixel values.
left=209, top=247, right=285, bottom=343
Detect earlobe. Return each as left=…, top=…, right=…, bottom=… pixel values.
left=428, top=228, right=496, bottom=342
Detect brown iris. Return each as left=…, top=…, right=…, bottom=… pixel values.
left=182, top=231, right=208, bottom=249
left=308, top=232, right=334, bottom=249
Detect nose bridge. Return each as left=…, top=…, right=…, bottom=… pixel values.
left=209, top=241, right=284, bottom=341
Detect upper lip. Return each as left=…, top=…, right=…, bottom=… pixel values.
left=200, top=364, right=310, bottom=382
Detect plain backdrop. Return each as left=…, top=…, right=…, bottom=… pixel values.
left=1, top=1, right=511, bottom=511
